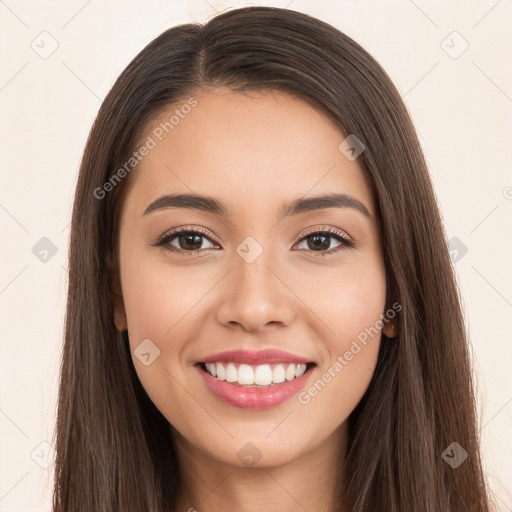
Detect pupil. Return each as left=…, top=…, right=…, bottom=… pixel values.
left=181, top=234, right=202, bottom=250
left=309, top=234, right=329, bottom=251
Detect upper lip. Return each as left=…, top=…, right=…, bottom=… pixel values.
left=197, top=349, right=315, bottom=365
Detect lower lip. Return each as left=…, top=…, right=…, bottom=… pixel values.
left=196, top=365, right=314, bottom=409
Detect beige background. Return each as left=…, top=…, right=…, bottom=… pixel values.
left=0, top=0, right=511, bottom=510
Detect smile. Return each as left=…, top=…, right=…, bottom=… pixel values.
left=196, top=361, right=316, bottom=409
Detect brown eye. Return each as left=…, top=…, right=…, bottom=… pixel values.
left=295, top=228, right=355, bottom=256
left=309, top=233, right=333, bottom=251
left=174, top=232, right=205, bottom=251
left=152, top=228, right=218, bottom=254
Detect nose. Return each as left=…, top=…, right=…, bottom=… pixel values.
left=216, top=245, right=296, bottom=332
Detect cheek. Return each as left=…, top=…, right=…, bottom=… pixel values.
left=118, top=251, right=204, bottom=422
left=294, top=258, right=386, bottom=415
left=299, top=255, right=387, bottom=350
left=120, top=244, right=211, bottom=343
left=119, top=245, right=221, bottom=413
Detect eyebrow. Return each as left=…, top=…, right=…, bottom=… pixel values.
left=142, top=192, right=372, bottom=220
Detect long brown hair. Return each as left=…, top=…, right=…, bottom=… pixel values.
left=52, top=6, right=495, bottom=511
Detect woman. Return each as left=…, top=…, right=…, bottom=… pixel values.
left=52, top=6, right=495, bottom=511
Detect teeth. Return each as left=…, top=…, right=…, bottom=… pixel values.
left=203, top=362, right=310, bottom=386
left=296, top=363, right=307, bottom=378
left=272, top=364, right=286, bottom=383
left=254, top=364, right=272, bottom=385
left=205, top=363, right=216, bottom=377
left=285, top=363, right=296, bottom=381
left=226, top=362, right=238, bottom=382
left=238, top=364, right=254, bottom=385
left=216, top=362, right=226, bottom=381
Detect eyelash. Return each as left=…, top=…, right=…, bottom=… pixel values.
left=151, top=225, right=355, bottom=257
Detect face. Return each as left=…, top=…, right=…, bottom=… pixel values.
left=113, top=87, right=391, bottom=469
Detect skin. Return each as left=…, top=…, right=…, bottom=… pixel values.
left=112, top=87, right=396, bottom=512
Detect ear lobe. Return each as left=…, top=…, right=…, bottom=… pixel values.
left=383, top=318, right=398, bottom=338
left=111, top=273, right=127, bottom=332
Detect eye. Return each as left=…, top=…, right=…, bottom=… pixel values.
left=294, top=226, right=355, bottom=256
left=151, top=226, right=219, bottom=255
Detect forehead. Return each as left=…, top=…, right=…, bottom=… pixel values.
left=122, top=88, right=374, bottom=218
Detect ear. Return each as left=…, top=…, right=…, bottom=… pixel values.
left=112, top=272, right=128, bottom=332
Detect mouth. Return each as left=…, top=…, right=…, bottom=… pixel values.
left=195, top=361, right=317, bottom=409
